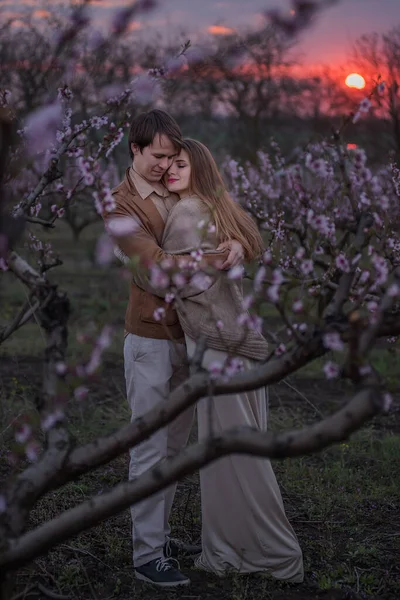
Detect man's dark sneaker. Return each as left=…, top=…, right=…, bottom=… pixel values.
left=164, top=537, right=202, bottom=560
left=135, top=557, right=190, bottom=587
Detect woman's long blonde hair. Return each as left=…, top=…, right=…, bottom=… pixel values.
left=181, top=139, right=264, bottom=260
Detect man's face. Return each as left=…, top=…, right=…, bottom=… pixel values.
left=131, top=134, right=179, bottom=182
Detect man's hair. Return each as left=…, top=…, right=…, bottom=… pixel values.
left=128, top=109, right=183, bottom=160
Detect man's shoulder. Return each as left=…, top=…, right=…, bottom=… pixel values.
left=111, top=175, right=137, bottom=199
left=110, top=172, right=141, bottom=211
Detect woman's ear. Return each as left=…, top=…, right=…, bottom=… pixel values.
left=131, top=143, right=139, bottom=156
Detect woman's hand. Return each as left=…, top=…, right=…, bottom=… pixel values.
left=216, top=240, right=245, bottom=270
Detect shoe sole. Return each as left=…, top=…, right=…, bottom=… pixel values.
left=135, top=571, right=190, bottom=587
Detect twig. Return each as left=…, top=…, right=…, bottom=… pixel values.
left=37, top=583, right=70, bottom=600
left=25, top=216, right=55, bottom=228
left=324, top=213, right=374, bottom=319
left=281, top=379, right=324, bottom=418
left=59, top=544, right=113, bottom=571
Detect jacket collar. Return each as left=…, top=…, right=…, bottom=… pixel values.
left=123, top=168, right=165, bottom=243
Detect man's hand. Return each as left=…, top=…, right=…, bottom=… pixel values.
left=216, top=240, right=245, bottom=270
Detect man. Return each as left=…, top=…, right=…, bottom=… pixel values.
left=104, top=109, right=243, bottom=587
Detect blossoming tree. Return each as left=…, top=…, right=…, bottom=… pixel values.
left=0, top=0, right=399, bottom=597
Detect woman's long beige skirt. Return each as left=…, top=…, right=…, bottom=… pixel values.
left=185, top=336, right=304, bottom=582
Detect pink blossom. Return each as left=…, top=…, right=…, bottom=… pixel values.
left=25, top=442, right=40, bottom=462
left=15, top=423, right=31, bottom=444
left=359, top=365, right=372, bottom=376
left=254, top=266, right=266, bottom=290
left=41, top=409, right=65, bottom=431
left=237, top=313, right=249, bottom=326
left=242, top=295, right=254, bottom=310
left=165, top=292, right=175, bottom=304
left=367, top=301, right=378, bottom=312
left=165, top=55, right=188, bottom=73
left=208, top=360, right=223, bottom=379
left=382, top=392, right=392, bottom=413
left=275, top=343, right=286, bottom=356
left=207, top=223, right=216, bottom=234
left=74, top=386, right=89, bottom=401
left=190, top=249, right=204, bottom=262
left=107, top=217, right=139, bottom=238
left=227, top=265, right=244, bottom=280
left=191, top=272, right=212, bottom=291
left=262, top=250, right=272, bottom=264
left=172, top=273, right=186, bottom=288
left=335, top=254, right=350, bottom=273
left=95, top=235, right=115, bottom=267
left=371, top=253, right=388, bottom=285
left=97, top=325, right=113, bottom=350
left=377, top=81, right=386, bottom=94
left=323, top=361, right=340, bottom=379
left=323, top=332, right=344, bottom=352
left=272, top=268, right=284, bottom=285
left=359, top=270, right=370, bottom=284
left=57, top=208, right=65, bottom=218
left=216, top=320, right=224, bottom=330
left=55, top=361, right=68, bottom=376
left=25, top=102, right=63, bottom=154
left=295, top=247, right=306, bottom=260
left=150, top=265, right=170, bottom=290
left=85, top=348, right=102, bottom=375
left=300, top=259, right=314, bottom=276
left=132, top=74, right=162, bottom=105
left=292, top=299, right=303, bottom=313
left=267, top=284, right=280, bottom=303
left=57, top=85, right=74, bottom=101
left=359, top=98, right=372, bottom=113
left=388, top=283, right=400, bottom=297
left=224, top=357, right=244, bottom=379
left=153, top=307, right=166, bottom=321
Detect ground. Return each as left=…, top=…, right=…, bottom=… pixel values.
left=0, top=223, right=399, bottom=600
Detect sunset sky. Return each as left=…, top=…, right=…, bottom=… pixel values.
left=1, top=0, right=399, bottom=66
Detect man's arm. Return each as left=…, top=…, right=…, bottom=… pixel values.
left=104, top=205, right=231, bottom=295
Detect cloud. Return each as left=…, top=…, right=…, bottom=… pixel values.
left=0, top=10, right=24, bottom=20
left=33, top=9, right=51, bottom=18
left=207, top=25, right=235, bottom=36
left=126, top=20, right=142, bottom=31
left=0, top=0, right=134, bottom=6
left=10, top=19, right=28, bottom=28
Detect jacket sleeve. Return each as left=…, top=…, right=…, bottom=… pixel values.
left=104, top=198, right=228, bottom=295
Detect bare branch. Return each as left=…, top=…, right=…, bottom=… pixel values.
left=0, top=386, right=383, bottom=572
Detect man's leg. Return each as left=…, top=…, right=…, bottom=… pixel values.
left=163, top=341, right=194, bottom=535
left=124, top=334, right=178, bottom=568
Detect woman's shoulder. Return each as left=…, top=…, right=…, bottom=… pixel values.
left=172, top=195, right=209, bottom=215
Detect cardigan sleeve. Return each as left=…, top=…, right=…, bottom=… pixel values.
left=104, top=194, right=227, bottom=295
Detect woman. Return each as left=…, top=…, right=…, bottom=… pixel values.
left=159, top=139, right=304, bottom=582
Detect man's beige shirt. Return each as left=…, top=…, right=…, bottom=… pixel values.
left=129, top=166, right=178, bottom=224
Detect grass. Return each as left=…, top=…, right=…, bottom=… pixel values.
left=1, top=222, right=400, bottom=599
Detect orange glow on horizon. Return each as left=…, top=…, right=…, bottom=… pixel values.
left=33, top=9, right=51, bottom=18
left=345, top=73, right=366, bottom=89
left=207, top=25, right=235, bottom=36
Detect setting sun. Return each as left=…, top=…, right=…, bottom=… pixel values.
left=345, top=73, right=366, bottom=89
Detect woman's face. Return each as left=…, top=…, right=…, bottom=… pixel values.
left=164, top=149, right=191, bottom=197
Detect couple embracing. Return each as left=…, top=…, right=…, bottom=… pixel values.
left=104, top=109, right=304, bottom=587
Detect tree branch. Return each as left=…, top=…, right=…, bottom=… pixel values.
left=0, top=385, right=384, bottom=571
